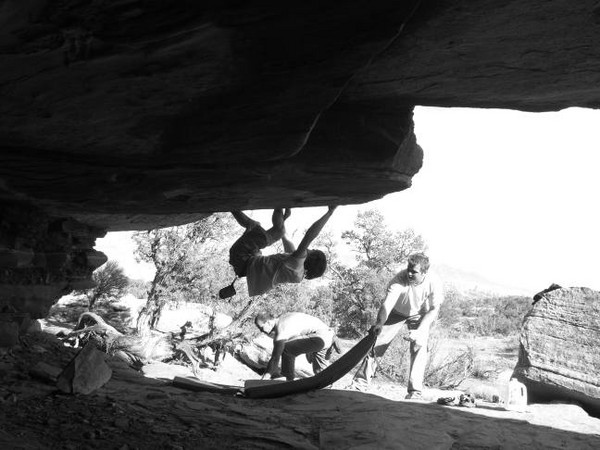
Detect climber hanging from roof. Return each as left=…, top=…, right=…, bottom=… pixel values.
left=219, top=206, right=337, bottom=299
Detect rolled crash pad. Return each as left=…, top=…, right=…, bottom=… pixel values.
left=244, top=330, right=376, bottom=399
left=172, top=377, right=241, bottom=395
left=244, top=379, right=286, bottom=389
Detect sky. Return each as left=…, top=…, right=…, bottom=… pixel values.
left=96, top=106, right=600, bottom=294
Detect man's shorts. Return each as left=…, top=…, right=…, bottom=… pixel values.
left=229, top=225, right=269, bottom=277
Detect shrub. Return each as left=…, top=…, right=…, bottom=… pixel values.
left=425, top=345, right=475, bottom=389
left=373, top=326, right=475, bottom=390
left=76, top=260, right=129, bottom=309
left=127, top=279, right=150, bottom=299
left=438, top=288, right=531, bottom=338
left=375, top=337, right=410, bottom=382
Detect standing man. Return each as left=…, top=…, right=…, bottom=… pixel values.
left=350, top=253, right=444, bottom=399
left=255, top=311, right=336, bottom=381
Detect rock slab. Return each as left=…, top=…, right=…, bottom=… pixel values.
left=56, top=342, right=112, bottom=394
left=514, top=287, right=600, bottom=415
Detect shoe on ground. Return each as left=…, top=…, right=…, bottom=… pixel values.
left=346, top=382, right=369, bottom=392
left=405, top=391, right=424, bottom=400
left=437, top=396, right=458, bottom=406
left=459, top=393, right=476, bottom=408
left=218, top=284, right=236, bottom=299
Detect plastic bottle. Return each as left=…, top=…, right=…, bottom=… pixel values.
left=505, top=378, right=528, bottom=412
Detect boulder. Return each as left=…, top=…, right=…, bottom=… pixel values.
left=514, top=287, right=600, bottom=416
left=56, top=342, right=112, bottom=394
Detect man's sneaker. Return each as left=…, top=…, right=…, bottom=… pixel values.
left=405, top=391, right=423, bottom=400
left=346, top=382, right=369, bottom=392
left=437, top=396, right=458, bottom=406
left=218, top=283, right=236, bottom=299
left=459, top=393, right=476, bottom=408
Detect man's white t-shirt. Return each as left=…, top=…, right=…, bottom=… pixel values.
left=274, top=312, right=334, bottom=347
left=246, top=253, right=305, bottom=296
left=384, top=269, right=444, bottom=317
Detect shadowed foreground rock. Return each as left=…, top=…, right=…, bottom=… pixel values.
left=2, top=342, right=600, bottom=449
left=2, top=330, right=600, bottom=448
left=56, top=342, right=112, bottom=395
left=514, top=287, right=600, bottom=416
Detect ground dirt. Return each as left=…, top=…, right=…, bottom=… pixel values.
left=2, top=321, right=600, bottom=450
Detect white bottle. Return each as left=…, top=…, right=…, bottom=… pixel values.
left=505, top=378, right=528, bottom=412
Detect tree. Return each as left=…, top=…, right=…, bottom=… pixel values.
left=133, top=213, right=238, bottom=334
left=341, top=209, right=427, bottom=273
left=330, top=209, right=427, bottom=337
left=77, top=260, right=129, bottom=310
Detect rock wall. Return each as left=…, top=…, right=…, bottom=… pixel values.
left=0, top=0, right=424, bottom=230
left=3, top=1, right=600, bottom=317
left=3, top=1, right=600, bottom=231
left=514, top=287, right=600, bottom=416
left=0, top=201, right=106, bottom=319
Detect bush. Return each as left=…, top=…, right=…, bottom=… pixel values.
left=126, top=279, right=151, bottom=299
left=425, top=346, right=475, bottom=389
left=331, top=266, right=390, bottom=338
left=375, top=337, right=411, bottom=382
left=76, top=260, right=129, bottom=309
left=373, top=326, right=475, bottom=389
left=438, top=288, right=531, bottom=338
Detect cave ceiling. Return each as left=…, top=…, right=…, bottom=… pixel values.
left=2, top=0, right=600, bottom=231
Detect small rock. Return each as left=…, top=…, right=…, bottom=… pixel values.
left=83, top=430, right=95, bottom=439
left=166, top=445, right=184, bottom=450
left=146, top=392, right=169, bottom=400
left=30, top=361, right=63, bottom=382
left=56, top=342, right=112, bottom=394
left=31, top=344, right=48, bottom=353
left=0, top=320, right=19, bottom=347
left=114, top=416, right=130, bottom=430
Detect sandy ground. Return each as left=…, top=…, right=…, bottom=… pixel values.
left=3, top=295, right=598, bottom=449
left=2, top=327, right=599, bottom=450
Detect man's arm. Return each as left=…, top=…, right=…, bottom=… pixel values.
left=407, top=307, right=439, bottom=348
left=417, top=306, right=440, bottom=331
left=409, top=277, right=444, bottom=346
left=231, top=210, right=258, bottom=229
left=281, top=233, right=296, bottom=254
left=372, top=281, right=402, bottom=335
left=419, top=276, right=444, bottom=331
left=266, top=340, right=286, bottom=376
left=293, top=206, right=337, bottom=257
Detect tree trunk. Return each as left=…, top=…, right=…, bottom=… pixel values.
left=136, top=286, right=163, bottom=335
left=71, top=312, right=173, bottom=364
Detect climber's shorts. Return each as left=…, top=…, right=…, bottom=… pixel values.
left=228, top=225, right=269, bottom=277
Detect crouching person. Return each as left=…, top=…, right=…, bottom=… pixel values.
left=255, top=312, right=336, bottom=380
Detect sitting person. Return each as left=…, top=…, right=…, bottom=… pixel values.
left=223, top=206, right=336, bottom=297
left=255, top=311, right=336, bottom=380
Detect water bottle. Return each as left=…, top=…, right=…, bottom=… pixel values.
left=505, top=378, right=528, bottom=412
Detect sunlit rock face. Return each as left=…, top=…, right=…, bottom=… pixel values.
left=514, top=287, right=600, bottom=416
left=2, top=0, right=600, bottom=316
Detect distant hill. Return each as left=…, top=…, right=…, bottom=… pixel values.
left=433, top=263, right=533, bottom=297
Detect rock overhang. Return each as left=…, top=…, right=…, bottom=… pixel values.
left=2, top=1, right=599, bottom=232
